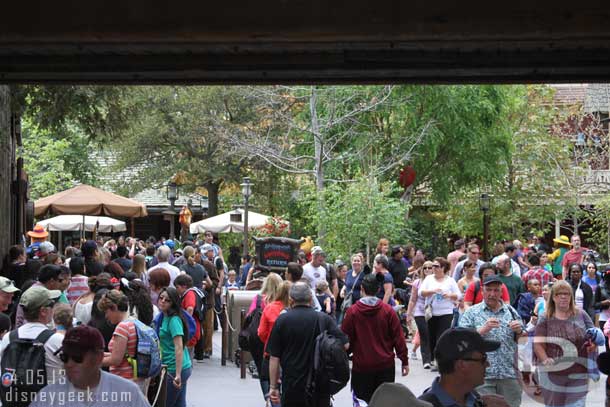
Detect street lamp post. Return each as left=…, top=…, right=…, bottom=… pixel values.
left=240, top=177, right=253, bottom=257
left=165, top=182, right=178, bottom=239
left=479, top=193, right=491, bottom=260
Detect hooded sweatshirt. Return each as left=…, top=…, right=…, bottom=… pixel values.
left=341, top=297, right=408, bottom=372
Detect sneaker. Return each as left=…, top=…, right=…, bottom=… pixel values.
left=410, top=351, right=418, bottom=360
left=423, top=363, right=431, bottom=369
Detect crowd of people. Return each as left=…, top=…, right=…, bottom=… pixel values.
left=0, top=225, right=608, bottom=407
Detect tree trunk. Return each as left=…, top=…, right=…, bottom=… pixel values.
left=310, top=86, right=326, bottom=243
left=204, top=180, right=222, bottom=217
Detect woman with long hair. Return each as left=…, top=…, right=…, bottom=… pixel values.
left=246, top=272, right=284, bottom=393
left=98, top=290, right=150, bottom=395
left=534, top=280, right=596, bottom=407
left=566, top=263, right=595, bottom=322
left=373, top=254, right=394, bottom=305
left=406, top=260, right=434, bottom=368
left=418, top=257, right=460, bottom=371
left=376, top=238, right=390, bottom=256
left=121, top=279, right=154, bottom=325
left=128, top=254, right=147, bottom=281
left=157, top=287, right=192, bottom=407
left=257, top=278, right=291, bottom=407
left=341, top=254, right=365, bottom=306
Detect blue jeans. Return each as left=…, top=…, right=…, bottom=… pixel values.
left=166, top=367, right=192, bottom=407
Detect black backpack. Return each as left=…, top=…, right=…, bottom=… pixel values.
left=0, top=329, right=55, bottom=407
left=305, top=315, right=350, bottom=399
left=419, top=388, right=485, bottom=407
left=238, top=295, right=263, bottom=352
left=183, top=287, right=206, bottom=321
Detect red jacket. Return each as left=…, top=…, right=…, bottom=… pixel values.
left=257, top=300, right=285, bottom=348
left=341, top=298, right=408, bottom=372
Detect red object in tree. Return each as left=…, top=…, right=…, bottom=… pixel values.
left=399, top=165, right=416, bottom=189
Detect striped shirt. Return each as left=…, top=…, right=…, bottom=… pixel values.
left=108, top=320, right=138, bottom=379
left=66, top=275, right=90, bottom=305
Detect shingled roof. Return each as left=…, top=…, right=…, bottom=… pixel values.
left=552, top=84, right=587, bottom=105
left=585, top=84, right=610, bottom=114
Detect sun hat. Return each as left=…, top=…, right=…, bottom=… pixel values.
left=553, top=235, right=572, bottom=247
left=368, top=383, right=432, bottom=407
left=27, top=224, right=48, bottom=239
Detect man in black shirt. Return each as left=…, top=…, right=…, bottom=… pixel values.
left=267, top=282, right=349, bottom=407
left=388, top=246, right=408, bottom=290
left=112, top=245, right=132, bottom=272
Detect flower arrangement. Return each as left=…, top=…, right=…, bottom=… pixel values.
left=255, top=216, right=291, bottom=238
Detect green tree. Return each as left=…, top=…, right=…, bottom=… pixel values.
left=302, top=178, right=410, bottom=261
left=21, top=117, right=98, bottom=199
left=107, top=86, right=260, bottom=216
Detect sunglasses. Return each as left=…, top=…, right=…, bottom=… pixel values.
left=432, top=264, right=441, bottom=268
left=422, top=266, right=433, bottom=270
left=470, top=251, right=481, bottom=255
left=59, top=352, right=84, bottom=364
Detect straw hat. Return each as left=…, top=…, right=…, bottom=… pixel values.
left=27, top=224, right=48, bottom=239
left=552, top=235, right=572, bottom=247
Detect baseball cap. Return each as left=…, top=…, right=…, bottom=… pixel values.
left=201, top=244, right=214, bottom=253
left=62, top=325, right=105, bottom=355
left=311, top=246, right=325, bottom=256
left=482, top=275, right=503, bottom=285
left=435, top=328, right=500, bottom=361
left=0, top=277, right=20, bottom=294
left=19, top=286, right=61, bottom=310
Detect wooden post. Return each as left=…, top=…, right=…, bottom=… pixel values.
left=221, top=303, right=227, bottom=366
left=240, top=308, right=246, bottom=379
left=131, top=218, right=135, bottom=237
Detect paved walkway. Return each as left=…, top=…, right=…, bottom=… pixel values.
left=186, top=332, right=606, bottom=406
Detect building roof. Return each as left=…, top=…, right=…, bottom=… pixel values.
left=584, top=84, right=610, bottom=114
left=131, top=188, right=207, bottom=211
left=91, top=151, right=208, bottom=212
left=552, top=84, right=587, bottom=105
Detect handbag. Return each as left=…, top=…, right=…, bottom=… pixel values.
left=341, top=272, right=363, bottom=313
left=424, top=296, right=433, bottom=322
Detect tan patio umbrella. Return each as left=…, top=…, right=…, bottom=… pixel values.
left=35, top=184, right=147, bottom=217
left=35, top=185, right=147, bottom=239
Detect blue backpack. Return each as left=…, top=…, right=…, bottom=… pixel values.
left=154, top=310, right=196, bottom=343
left=127, top=319, right=162, bottom=378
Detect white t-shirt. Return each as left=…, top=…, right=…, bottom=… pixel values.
left=31, top=370, right=151, bottom=407
left=0, top=322, right=65, bottom=384
left=419, top=274, right=461, bottom=316
left=575, top=286, right=585, bottom=310
left=303, top=263, right=327, bottom=289
left=146, top=262, right=183, bottom=287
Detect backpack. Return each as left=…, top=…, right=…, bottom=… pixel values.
left=238, top=295, right=263, bottom=352
left=127, top=320, right=162, bottom=379
left=305, top=315, right=350, bottom=399
left=0, top=329, right=55, bottom=407
left=183, top=288, right=206, bottom=321
left=154, top=311, right=196, bottom=344
left=473, top=281, right=481, bottom=303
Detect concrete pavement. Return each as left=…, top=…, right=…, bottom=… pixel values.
left=186, top=332, right=606, bottom=406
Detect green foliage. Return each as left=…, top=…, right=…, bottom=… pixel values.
left=21, top=118, right=98, bottom=199
left=300, top=178, right=410, bottom=261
